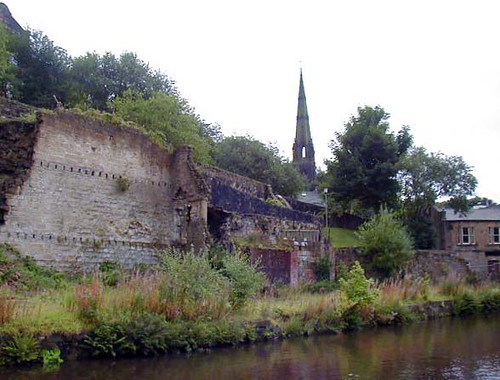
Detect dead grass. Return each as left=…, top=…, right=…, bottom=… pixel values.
left=234, top=288, right=344, bottom=325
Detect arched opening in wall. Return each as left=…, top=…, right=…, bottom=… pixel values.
left=301, top=146, right=306, bottom=158
left=207, top=207, right=230, bottom=241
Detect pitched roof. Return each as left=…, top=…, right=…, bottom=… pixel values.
left=444, top=205, right=500, bottom=221
left=297, top=190, right=325, bottom=207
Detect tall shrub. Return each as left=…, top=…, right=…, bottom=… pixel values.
left=220, top=252, right=266, bottom=307
left=158, top=250, right=232, bottom=320
left=357, top=208, right=414, bottom=277
left=339, top=261, right=377, bottom=307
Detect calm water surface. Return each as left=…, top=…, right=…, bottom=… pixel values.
left=2, top=315, right=499, bottom=380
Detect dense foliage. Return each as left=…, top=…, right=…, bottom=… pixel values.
left=398, top=146, right=477, bottom=248
left=339, top=261, right=377, bottom=306
left=113, top=91, right=214, bottom=163
left=357, top=208, right=414, bottom=277
left=69, top=51, right=175, bottom=111
left=213, top=135, right=305, bottom=196
left=325, top=106, right=412, bottom=216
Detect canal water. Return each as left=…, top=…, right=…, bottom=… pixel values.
left=2, top=315, right=499, bottom=380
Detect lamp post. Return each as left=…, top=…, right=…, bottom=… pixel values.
left=323, top=188, right=329, bottom=237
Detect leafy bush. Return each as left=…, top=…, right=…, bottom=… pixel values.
left=117, top=177, right=131, bottom=192
left=220, top=252, right=266, bottom=307
left=0, top=243, right=69, bottom=291
left=357, top=208, right=414, bottom=277
left=453, top=292, right=480, bottom=316
left=82, top=324, right=127, bottom=358
left=157, top=250, right=232, bottom=320
left=81, top=315, right=255, bottom=358
left=339, top=261, right=378, bottom=307
left=0, top=333, right=40, bottom=366
left=478, top=288, right=500, bottom=313
left=122, top=313, right=170, bottom=356
left=99, top=261, right=122, bottom=287
left=42, top=348, right=63, bottom=371
left=341, top=305, right=363, bottom=331
left=313, top=254, right=332, bottom=281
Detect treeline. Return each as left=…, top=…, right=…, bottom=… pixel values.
left=321, top=105, right=480, bottom=250
left=0, top=25, right=305, bottom=195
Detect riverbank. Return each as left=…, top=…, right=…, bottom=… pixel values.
left=0, top=243, right=499, bottom=368
left=1, top=296, right=498, bottom=369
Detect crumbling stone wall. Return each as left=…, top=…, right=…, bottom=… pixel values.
left=218, top=213, right=319, bottom=247
left=0, top=120, right=39, bottom=224
left=334, top=248, right=470, bottom=281
left=410, top=250, right=470, bottom=280
left=209, top=182, right=318, bottom=224
left=0, top=111, right=207, bottom=270
left=203, top=166, right=272, bottom=199
left=203, top=164, right=321, bottom=250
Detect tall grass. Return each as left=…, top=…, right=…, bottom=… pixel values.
left=64, top=249, right=266, bottom=325
left=0, top=289, right=17, bottom=325
left=377, top=275, right=432, bottom=304
left=66, top=274, right=104, bottom=325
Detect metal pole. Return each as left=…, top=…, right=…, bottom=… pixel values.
left=324, top=188, right=329, bottom=239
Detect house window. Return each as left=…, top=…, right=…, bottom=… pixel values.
left=460, top=227, right=475, bottom=245
left=489, top=227, right=500, bottom=244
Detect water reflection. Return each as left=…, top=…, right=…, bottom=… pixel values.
left=2, top=316, right=499, bottom=380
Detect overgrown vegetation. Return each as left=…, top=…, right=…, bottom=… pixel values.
left=213, top=135, right=305, bottom=196
left=0, top=244, right=498, bottom=368
left=0, top=243, right=69, bottom=291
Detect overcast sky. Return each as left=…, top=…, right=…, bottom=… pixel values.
left=9, top=0, right=500, bottom=201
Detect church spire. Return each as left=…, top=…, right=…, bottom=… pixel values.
left=292, top=69, right=316, bottom=183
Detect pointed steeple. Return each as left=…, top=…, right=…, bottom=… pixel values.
left=292, top=69, right=316, bottom=183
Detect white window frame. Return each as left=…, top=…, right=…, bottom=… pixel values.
left=460, top=226, right=475, bottom=245
left=489, top=227, right=500, bottom=244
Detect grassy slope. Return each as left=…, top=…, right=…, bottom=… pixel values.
left=326, top=227, right=362, bottom=248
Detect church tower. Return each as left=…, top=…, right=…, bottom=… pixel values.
left=292, top=69, right=316, bottom=183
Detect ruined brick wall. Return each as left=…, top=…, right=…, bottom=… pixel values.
left=248, top=247, right=298, bottom=287
left=0, top=111, right=207, bottom=270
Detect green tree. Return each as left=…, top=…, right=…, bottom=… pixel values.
left=69, top=51, right=175, bottom=111
left=399, top=147, right=477, bottom=248
left=213, top=136, right=305, bottom=196
left=357, top=208, right=414, bottom=277
left=113, top=90, right=213, bottom=163
left=8, top=29, right=71, bottom=107
left=325, top=106, right=412, bottom=216
left=0, top=25, right=16, bottom=97
left=339, top=261, right=377, bottom=306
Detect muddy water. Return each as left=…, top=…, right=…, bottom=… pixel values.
left=2, top=315, right=499, bottom=380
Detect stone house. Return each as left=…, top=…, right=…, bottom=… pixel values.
left=438, top=205, right=500, bottom=277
